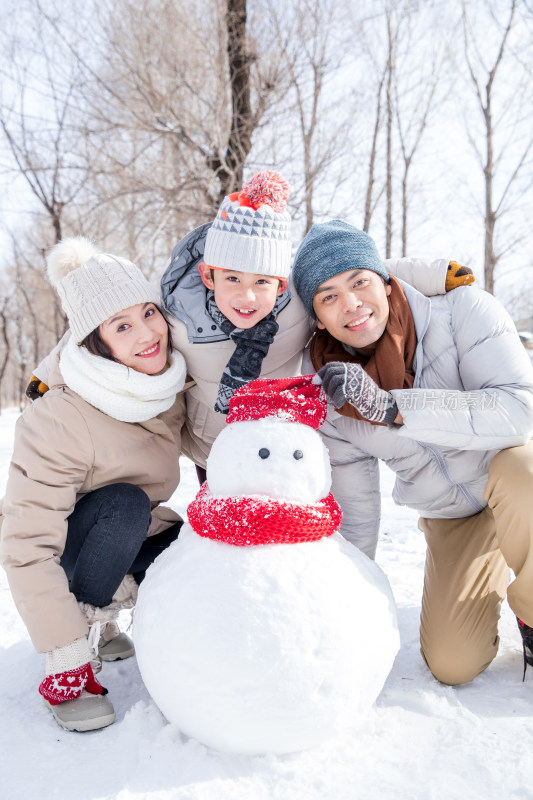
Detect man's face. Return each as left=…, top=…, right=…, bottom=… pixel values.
left=312, top=269, right=392, bottom=353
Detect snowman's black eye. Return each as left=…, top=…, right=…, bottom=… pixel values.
left=258, top=448, right=270, bottom=459
left=293, top=450, right=303, bottom=460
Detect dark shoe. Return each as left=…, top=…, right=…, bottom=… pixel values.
left=195, top=465, right=207, bottom=485
left=517, top=618, right=533, bottom=680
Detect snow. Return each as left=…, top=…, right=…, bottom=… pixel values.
left=1, top=406, right=533, bottom=798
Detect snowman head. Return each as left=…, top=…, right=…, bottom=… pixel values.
left=207, top=376, right=332, bottom=504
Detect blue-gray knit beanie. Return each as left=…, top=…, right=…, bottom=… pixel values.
left=292, top=220, right=389, bottom=318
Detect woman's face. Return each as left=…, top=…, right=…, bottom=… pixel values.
left=99, top=303, right=169, bottom=374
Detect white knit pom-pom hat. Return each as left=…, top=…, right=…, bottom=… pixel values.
left=47, top=237, right=161, bottom=344
left=203, top=171, right=292, bottom=279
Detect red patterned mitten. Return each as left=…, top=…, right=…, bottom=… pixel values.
left=39, top=662, right=107, bottom=706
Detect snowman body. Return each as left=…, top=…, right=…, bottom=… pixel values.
left=135, top=408, right=400, bottom=755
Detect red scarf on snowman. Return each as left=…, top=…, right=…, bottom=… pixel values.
left=188, top=483, right=342, bottom=546
left=187, top=375, right=343, bottom=547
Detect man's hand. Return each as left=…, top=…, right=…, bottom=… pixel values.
left=445, top=261, right=475, bottom=291
left=316, top=362, right=399, bottom=424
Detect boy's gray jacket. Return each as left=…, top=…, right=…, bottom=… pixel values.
left=307, top=283, right=533, bottom=557
left=161, top=223, right=451, bottom=467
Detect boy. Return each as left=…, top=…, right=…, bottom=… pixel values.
left=161, top=172, right=313, bottom=472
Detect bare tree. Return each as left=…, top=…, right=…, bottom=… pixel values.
left=393, top=9, right=448, bottom=255
left=462, top=0, right=533, bottom=293
left=0, top=4, right=92, bottom=246
left=210, top=0, right=255, bottom=200
left=0, top=225, right=69, bottom=409
left=362, top=63, right=387, bottom=233
left=263, top=0, right=353, bottom=234
left=353, top=2, right=454, bottom=258
left=384, top=8, right=396, bottom=258
left=42, top=0, right=282, bottom=233
left=353, top=2, right=414, bottom=252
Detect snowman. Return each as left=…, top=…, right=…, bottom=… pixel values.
left=134, top=375, right=400, bottom=755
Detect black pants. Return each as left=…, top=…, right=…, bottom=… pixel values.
left=60, top=483, right=181, bottom=607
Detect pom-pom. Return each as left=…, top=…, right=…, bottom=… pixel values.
left=46, top=236, right=98, bottom=285
left=239, top=171, right=290, bottom=212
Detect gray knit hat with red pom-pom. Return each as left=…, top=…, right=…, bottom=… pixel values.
left=203, top=171, right=292, bottom=279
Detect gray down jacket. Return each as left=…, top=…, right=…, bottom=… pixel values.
left=305, top=282, right=533, bottom=558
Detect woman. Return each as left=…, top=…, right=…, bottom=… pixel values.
left=0, top=237, right=188, bottom=732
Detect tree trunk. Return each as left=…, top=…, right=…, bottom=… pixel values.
left=483, top=97, right=496, bottom=294
left=215, top=0, right=253, bottom=202
left=0, top=303, right=10, bottom=415
left=462, top=0, right=517, bottom=295
left=52, top=211, right=62, bottom=245
left=363, top=70, right=385, bottom=233
left=401, top=163, right=408, bottom=257
left=385, top=12, right=394, bottom=259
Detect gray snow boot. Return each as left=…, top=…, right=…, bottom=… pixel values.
left=45, top=690, right=116, bottom=732
left=98, top=620, right=135, bottom=662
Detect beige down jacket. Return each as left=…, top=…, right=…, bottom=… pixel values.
left=0, top=357, right=186, bottom=653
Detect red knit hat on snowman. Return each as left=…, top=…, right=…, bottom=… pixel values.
left=188, top=375, right=342, bottom=546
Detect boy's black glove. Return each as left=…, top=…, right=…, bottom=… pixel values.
left=316, top=362, right=398, bottom=424
left=26, top=375, right=49, bottom=401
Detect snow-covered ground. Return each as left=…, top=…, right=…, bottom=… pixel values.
left=1, top=407, right=532, bottom=800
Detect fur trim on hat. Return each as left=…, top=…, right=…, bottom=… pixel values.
left=46, top=236, right=99, bottom=286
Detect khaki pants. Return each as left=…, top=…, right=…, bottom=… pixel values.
left=419, top=440, right=533, bottom=685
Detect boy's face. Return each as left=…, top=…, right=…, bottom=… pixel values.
left=199, top=263, right=287, bottom=329
left=312, top=268, right=391, bottom=353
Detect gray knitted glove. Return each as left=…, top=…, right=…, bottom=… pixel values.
left=317, top=362, right=399, bottom=424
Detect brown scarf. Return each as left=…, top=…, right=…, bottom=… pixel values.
left=310, top=276, right=417, bottom=422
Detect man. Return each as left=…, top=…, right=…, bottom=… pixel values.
left=292, top=219, right=533, bottom=686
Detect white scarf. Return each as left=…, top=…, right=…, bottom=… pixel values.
left=60, top=334, right=187, bottom=423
